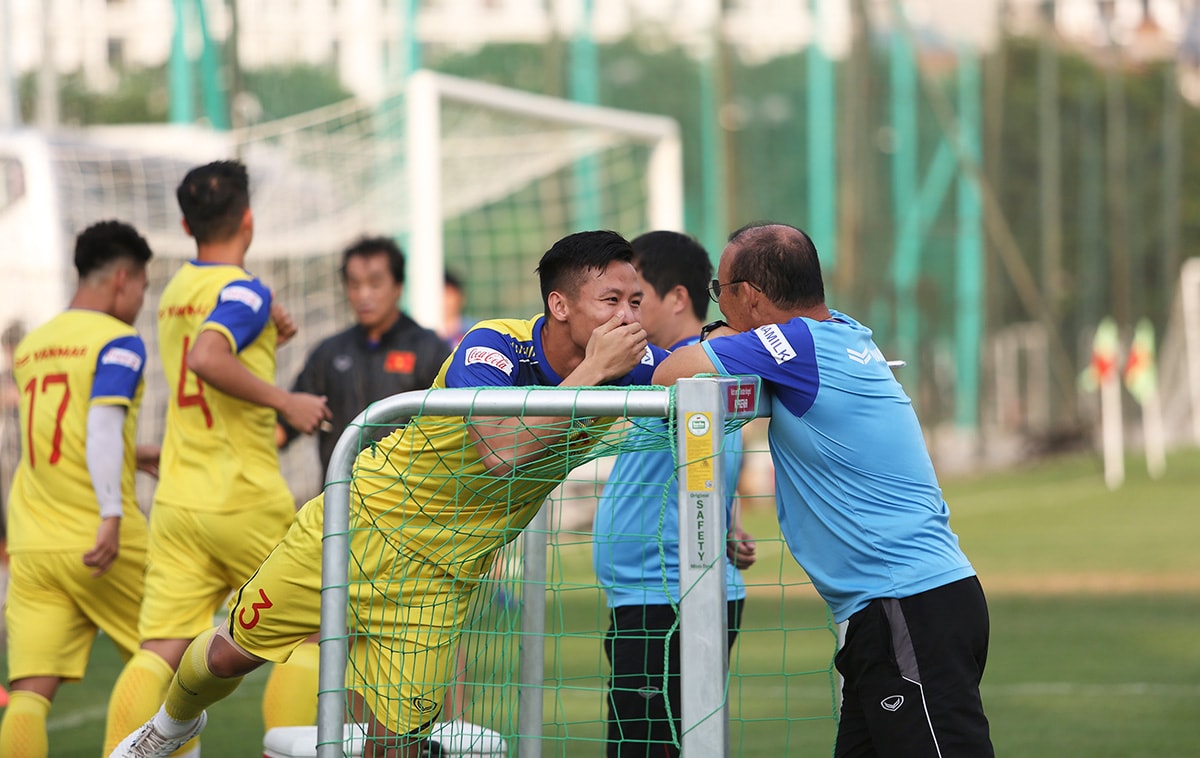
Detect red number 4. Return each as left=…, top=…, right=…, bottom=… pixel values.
left=177, top=335, right=214, bottom=428
left=23, top=373, right=70, bottom=468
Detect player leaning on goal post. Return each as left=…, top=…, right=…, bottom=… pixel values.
left=0, top=221, right=156, bottom=758
left=653, top=222, right=993, bottom=757
left=109, top=230, right=670, bottom=758
left=103, top=160, right=333, bottom=755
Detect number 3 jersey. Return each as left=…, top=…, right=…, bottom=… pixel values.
left=7, top=309, right=148, bottom=553
left=154, top=261, right=288, bottom=513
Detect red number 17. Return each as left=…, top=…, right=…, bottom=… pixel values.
left=23, top=373, right=70, bottom=467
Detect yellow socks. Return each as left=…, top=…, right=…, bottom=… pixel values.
left=105, top=649, right=175, bottom=755
left=0, top=690, right=51, bottom=758
left=262, top=641, right=320, bottom=729
left=165, top=628, right=244, bottom=723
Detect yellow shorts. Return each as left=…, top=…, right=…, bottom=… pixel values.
left=139, top=498, right=294, bottom=641
left=229, top=494, right=474, bottom=736
left=5, top=546, right=146, bottom=682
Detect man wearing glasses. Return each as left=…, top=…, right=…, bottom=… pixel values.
left=653, top=222, right=993, bottom=758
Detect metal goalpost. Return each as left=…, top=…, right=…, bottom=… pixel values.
left=318, top=376, right=763, bottom=758
left=403, top=68, right=685, bottom=335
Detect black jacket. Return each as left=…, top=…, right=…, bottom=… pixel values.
left=282, top=314, right=452, bottom=471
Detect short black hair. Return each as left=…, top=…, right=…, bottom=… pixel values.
left=74, top=220, right=153, bottom=279
left=534, top=230, right=634, bottom=312
left=726, top=222, right=824, bottom=309
left=444, top=270, right=465, bottom=291
left=176, top=160, right=250, bottom=244
left=340, top=236, right=405, bottom=284
left=631, top=230, right=712, bottom=322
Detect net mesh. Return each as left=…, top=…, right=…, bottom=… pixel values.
left=27, top=76, right=670, bottom=502
left=333, top=392, right=838, bottom=756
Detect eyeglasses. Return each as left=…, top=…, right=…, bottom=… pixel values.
left=708, top=279, right=760, bottom=303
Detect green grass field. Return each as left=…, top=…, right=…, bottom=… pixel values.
left=6, top=447, right=1200, bottom=756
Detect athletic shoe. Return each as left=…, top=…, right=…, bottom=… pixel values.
left=108, top=712, right=207, bottom=758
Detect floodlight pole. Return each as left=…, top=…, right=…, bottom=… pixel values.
left=569, top=0, right=602, bottom=231
left=807, top=0, right=838, bottom=271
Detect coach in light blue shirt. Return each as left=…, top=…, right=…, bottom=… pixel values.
left=593, top=231, right=755, bottom=758
left=653, top=223, right=993, bottom=758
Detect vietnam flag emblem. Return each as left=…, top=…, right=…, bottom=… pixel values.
left=384, top=351, right=416, bottom=373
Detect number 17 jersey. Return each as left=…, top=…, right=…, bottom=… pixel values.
left=7, top=310, right=148, bottom=553
left=154, top=261, right=288, bottom=513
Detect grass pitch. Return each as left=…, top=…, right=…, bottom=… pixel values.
left=6, top=447, right=1200, bottom=756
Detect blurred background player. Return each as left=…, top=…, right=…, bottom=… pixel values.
left=109, top=229, right=667, bottom=758
left=439, top=270, right=478, bottom=350
left=104, top=161, right=332, bottom=754
left=277, top=235, right=451, bottom=474
left=0, top=221, right=156, bottom=758
left=593, top=230, right=756, bottom=757
left=1, top=320, right=26, bottom=569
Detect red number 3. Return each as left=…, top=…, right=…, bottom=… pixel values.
left=23, top=373, right=70, bottom=468
left=237, top=588, right=273, bottom=629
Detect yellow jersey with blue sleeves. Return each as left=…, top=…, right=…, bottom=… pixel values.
left=7, top=310, right=148, bottom=553
left=154, top=261, right=288, bottom=512
left=350, top=315, right=667, bottom=582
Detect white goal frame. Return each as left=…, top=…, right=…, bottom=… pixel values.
left=404, top=69, right=684, bottom=334
left=319, top=378, right=762, bottom=758
left=1180, top=258, right=1200, bottom=444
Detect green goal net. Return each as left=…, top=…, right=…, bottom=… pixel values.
left=317, top=379, right=839, bottom=758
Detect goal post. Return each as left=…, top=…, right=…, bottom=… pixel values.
left=319, top=377, right=763, bottom=758
left=2, top=71, right=685, bottom=504
left=318, top=386, right=673, bottom=758
left=1159, top=257, right=1200, bottom=447
left=403, top=69, right=684, bottom=332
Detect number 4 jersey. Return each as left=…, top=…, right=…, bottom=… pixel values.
left=154, top=261, right=289, bottom=513
left=8, top=309, right=148, bottom=554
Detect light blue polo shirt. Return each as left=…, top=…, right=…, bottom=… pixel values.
left=702, top=311, right=975, bottom=623
left=594, top=336, right=747, bottom=608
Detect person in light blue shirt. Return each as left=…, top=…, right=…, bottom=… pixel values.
left=593, top=231, right=756, bottom=758
left=653, top=223, right=992, bottom=758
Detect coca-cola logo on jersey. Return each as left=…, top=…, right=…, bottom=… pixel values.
left=464, top=347, right=514, bottom=376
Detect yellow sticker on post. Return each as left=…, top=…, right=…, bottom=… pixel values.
left=683, top=411, right=714, bottom=492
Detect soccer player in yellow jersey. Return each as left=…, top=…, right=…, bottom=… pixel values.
left=110, top=230, right=668, bottom=758
left=0, top=221, right=155, bottom=758
left=104, top=161, right=332, bottom=754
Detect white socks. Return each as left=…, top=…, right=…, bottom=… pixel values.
left=151, top=706, right=199, bottom=740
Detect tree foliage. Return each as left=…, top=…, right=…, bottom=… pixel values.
left=19, top=61, right=351, bottom=127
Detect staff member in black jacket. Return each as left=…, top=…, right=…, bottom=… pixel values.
left=277, top=236, right=452, bottom=472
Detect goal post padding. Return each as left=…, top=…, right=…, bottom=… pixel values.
left=319, top=379, right=839, bottom=758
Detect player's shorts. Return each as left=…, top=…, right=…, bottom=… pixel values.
left=228, top=494, right=474, bottom=737
left=5, top=545, right=146, bottom=682
left=139, top=497, right=294, bottom=641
